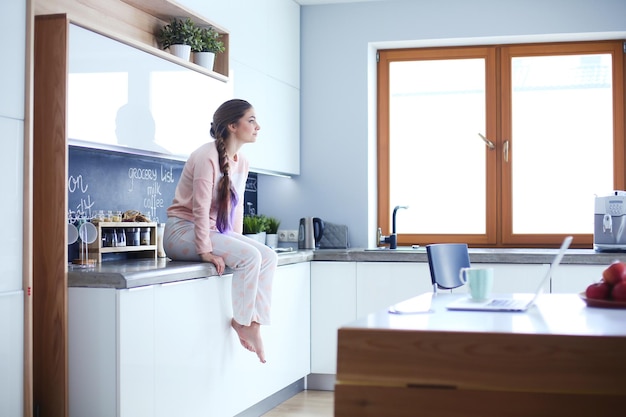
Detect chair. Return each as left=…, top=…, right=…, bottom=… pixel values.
left=426, top=243, right=471, bottom=293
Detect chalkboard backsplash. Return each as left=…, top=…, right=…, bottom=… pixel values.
left=68, top=145, right=258, bottom=261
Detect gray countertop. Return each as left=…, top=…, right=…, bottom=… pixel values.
left=68, top=247, right=626, bottom=289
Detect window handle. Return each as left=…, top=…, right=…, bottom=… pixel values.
left=504, top=140, right=509, bottom=162
left=478, top=133, right=495, bottom=150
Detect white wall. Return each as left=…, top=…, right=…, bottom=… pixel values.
left=0, top=0, right=25, bottom=415
left=259, top=0, right=626, bottom=248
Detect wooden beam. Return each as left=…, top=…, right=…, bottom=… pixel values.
left=33, top=14, right=69, bottom=417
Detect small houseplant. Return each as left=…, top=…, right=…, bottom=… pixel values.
left=192, top=25, right=225, bottom=70
left=156, top=18, right=200, bottom=60
left=264, top=217, right=281, bottom=248
left=243, top=215, right=265, bottom=243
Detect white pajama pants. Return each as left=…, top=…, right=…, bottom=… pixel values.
left=163, top=216, right=278, bottom=326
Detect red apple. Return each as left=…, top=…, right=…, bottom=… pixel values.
left=602, top=261, right=626, bottom=285
left=586, top=281, right=611, bottom=300
left=611, top=281, right=626, bottom=302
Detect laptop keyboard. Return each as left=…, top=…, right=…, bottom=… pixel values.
left=488, top=299, right=523, bottom=308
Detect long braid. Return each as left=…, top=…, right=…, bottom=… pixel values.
left=214, top=135, right=233, bottom=232
left=210, top=99, right=251, bottom=232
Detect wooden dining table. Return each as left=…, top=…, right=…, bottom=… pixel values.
left=335, top=292, right=626, bottom=417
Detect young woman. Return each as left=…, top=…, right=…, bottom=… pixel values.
left=163, top=99, right=278, bottom=363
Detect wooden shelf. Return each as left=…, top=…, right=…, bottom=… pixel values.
left=34, top=0, right=230, bottom=80
left=120, top=0, right=230, bottom=78
left=88, top=222, right=157, bottom=262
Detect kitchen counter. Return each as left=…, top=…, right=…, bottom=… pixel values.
left=314, top=247, right=626, bottom=264
left=67, top=250, right=314, bottom=289
left=68, top=247, right=626, bottom=289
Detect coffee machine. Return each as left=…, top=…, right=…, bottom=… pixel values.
left=594, top=191, right=626, bottom=251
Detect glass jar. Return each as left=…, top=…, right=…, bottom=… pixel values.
left=104, top=228, right=117, bottom=247
left=125, top=228, right=140, bottom=246
left=116, top=228, right=126, bottom=247
left=140, top=227, right=151, bottom=245
left=112, top=210, right=122, bottom=222
left=157, top=223, right=166, bottom=257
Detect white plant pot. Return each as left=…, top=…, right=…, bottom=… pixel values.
left=168, top=44, right=192, bottom=61
left=245, top=233, right=265, bottom=244
left=266, top=234, right=278, bottom=249
left=193, top=51, right=216, bottom=70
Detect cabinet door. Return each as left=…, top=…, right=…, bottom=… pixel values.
left=69, top=288, right=118, bottom=417
left=118, top=286, right=155, bottom=417
left=233, top=64, right=300, bottom=175
left=0, top=117, right=23, bottom=292
left=356, top=262, right=432, bottom=317
left=311, top=262, right=357, bottom=374
left=262, top=262, right=310, bottom=382
left=551, top=265, right=605, bottom=293
left=0, top=291, right=22, bottom=417
left=0, top=0, right=25, bottom=119
left=153, top=278, right=213, bottom=417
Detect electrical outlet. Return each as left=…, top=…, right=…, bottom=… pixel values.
left=278, top=229, right=299, bottom=242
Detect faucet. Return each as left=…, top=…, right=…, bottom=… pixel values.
left=378, top=205, right=409, bottom=249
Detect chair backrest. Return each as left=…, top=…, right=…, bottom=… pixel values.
left=426, top=243, right=471, bottom=292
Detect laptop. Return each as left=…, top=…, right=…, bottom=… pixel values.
left=446, top=236, right=573, bottom=312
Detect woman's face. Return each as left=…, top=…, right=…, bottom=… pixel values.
left=230, top=107, right=260, bottom=145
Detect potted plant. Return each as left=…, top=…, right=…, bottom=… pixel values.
left=192, top=25, right=225, bottom=70
left=264, top=216, right=281, bottom=248
left=156, top=18, right=199, bottom=61
left=243, top=215, right=265, bottom=243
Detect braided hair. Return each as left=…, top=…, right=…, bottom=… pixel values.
left=210, top=99, right=252, bottom=232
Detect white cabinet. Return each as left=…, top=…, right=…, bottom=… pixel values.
left=153, top=278, right=217, bottom=417
left=0, top=0, right=25, bottom=119
left=0, top=291, right=23, bottom=417
left=0, top=117, right=23, bottom=293
left=356, top=262, right=432, bottom=317
left=551, top=264, right=605, bottom=294
left=119, top=286, right=156, bottom=416
left=310, top=261, right=432, bottom=375
left=69, top=262, right=310, bottom=417
left=311, top=262, right=357, bottom=374
left=184, top=0, right=301, bottom=175
left=234, top=65, right=300, bottom=175
left=69, top=288, right=118, bottom=417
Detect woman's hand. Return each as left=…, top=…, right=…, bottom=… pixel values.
left=201, top=252, right=225, bottom=275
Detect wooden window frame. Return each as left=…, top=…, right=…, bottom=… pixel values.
left=378, top=40, right=626, bottom=248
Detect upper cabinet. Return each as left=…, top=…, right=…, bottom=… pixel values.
left=36, top=0, right=301, bottom=175
left=192, top=0, right=301, bottom=175
left=68, top=24, right=232, bottom=158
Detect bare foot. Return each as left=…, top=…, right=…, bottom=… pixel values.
left=231, top=318, right=266, bottom=363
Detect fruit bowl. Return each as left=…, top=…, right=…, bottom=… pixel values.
left=579, top=292, right=626, bottom=309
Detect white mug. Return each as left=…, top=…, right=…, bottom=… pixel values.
left=459, top=267, right=494, bottom=300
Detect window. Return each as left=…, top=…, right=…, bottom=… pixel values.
left=378, top=41, right=625, bottom=247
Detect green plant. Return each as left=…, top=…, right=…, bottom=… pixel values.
left=193, top=25, right=225, bottom=53
left=156, top=18, right=200, bottom=50
left=243, top=215, right=264, bottom=234
left=265, top=217, right=281, bottom=234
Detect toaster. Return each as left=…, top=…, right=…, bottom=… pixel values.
left=594, top=191, right=626, bottom=251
